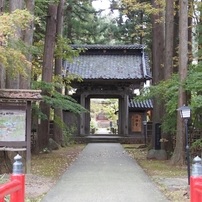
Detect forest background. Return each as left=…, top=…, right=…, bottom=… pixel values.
left=0, top=0, right=202, bottom=166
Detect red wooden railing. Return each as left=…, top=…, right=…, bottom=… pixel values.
left=190, top=176, right=202, bottom=202
left=0, top=154, right=25, bottom=202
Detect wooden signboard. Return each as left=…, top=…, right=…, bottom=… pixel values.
left=131, top=114, right=142, bottom=132
left=0, top=89, right=42, bottom=173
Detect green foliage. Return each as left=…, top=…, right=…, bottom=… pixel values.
left=134, top=74, right=179, bottom=135
left=191, top=138, right=202, bottom=151
left=90, top=119, right=98, bottom=130
left=34, top=0, right=60, bottom=43
left=63, top=0, right=111, bottom=44
left=55, top=35, right=85, bottom=61
left=32, top=81, right=88, bottom=116
left=102, top=99, right=118, bottom=125
left=40, top=147, right=51, bottom=154
left=54, top=115, right=76, bottom=145
left=32, top=102, right=47, bottom=121
left=186, top=63, right=202, bottom=128
left=134, top=62, right=202, bottom=135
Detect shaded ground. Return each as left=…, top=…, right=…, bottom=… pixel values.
left=27, top=145, right=85, bottom=200
left=126, top=145, right=189, bottom=202
left=0, top=145, right=85, bottom=201
left=25, top=174, right=54, bottom=199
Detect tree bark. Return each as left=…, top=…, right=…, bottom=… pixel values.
left=170, top=0, right=188, bottom=166
left=162, top=0, right=174, bottom=152
left=6, top=0, right=24, bottom=89
left=149, top=0, right=165, bottom=149
left=0, top=0, right=5, bottom=88
left=165, top=0, right=174, bottom=80
left=188, top=0, right=193, bottom=64
left=54, top=0, right=65, bottom=146
left=173, top=0, right=180, bottom=73
left=38, top=5, right=57, bottom=151
left=20, top=0, right=35, bottom=89
left=9, top=0, right=23, bottom=11
left=0, top=0, right=4, bottom=14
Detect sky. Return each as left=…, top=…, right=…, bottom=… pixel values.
left=92, top=0, right=110, bottom=10
left=92, top=0, right=120, bottom=17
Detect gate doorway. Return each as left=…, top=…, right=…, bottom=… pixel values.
left=90, top=98, right=118, bottom=135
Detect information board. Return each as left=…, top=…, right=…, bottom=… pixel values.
left=0, top=109, right=26, bottom=141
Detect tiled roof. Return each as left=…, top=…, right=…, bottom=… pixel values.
left=63, top=44, right=151, bottom=80
left=70, top=44, right=145, bottom=50
left=129, top=98, right=153, bottom=109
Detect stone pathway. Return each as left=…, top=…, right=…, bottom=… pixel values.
left=95, top=127, right=111, bottom=134
left=41, top=143, right=169, bottom=202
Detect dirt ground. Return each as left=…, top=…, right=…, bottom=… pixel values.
left=25, top=174, right=55, bottom=199
left=27, top=145, right=85, bottom=200
left=0, top=145, right=85, bottom=201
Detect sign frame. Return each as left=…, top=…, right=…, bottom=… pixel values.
left=0, top=101, right=31, bottom=173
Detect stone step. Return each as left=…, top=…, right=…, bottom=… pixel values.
left=86, top=135, right=120, bottom=143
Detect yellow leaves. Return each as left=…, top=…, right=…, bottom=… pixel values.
left=121, top=0, right=165, bottom=14
left=13, top=54, right=30, bottom=78
left=0, top=46, right=31, bottom=78
left=121, top=0, right=165, bottom=29
left=0, top=9, right=33, bottom=41
left=0, top=9, right=33, bottom=78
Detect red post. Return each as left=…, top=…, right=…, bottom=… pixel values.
left=0, top=175, right=24, bottom=202
left=0, top=154, right=25, bottom=202
left=10, top=174, right=25, bottom=202
left=190, top=176, right=202, bottom=201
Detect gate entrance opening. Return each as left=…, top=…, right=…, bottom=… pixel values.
left=90, top=98, right=118, bottom=135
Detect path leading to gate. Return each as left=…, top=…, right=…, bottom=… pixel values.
left=95, top=127, right=111, bottom=134
left=41, top=143, right=169, bottom=202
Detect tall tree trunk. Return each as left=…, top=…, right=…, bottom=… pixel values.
left=0, top=0, right=4, bottom=14
left=186, top=0, right=193, bottom=108
left=170, top=0, right=188, bottom=166
left=38, top=5, right=57, bottom=152
left=188, top=0, right=193, bottom=64
left=20, top=0, right=35, bottom=89
left=149, top=0, right=165, bottom=149
left=0, top=0, right=5, bottom=89
left=0, top=63, right=5, bottom=88
left=173, top=0, right=180, bottom=73
left=162, top=0, right=174, bottom=152
left=66, top=5, right=73, bottom=42
left=6, top=0, right=24, bottom=89
left=165, top=0, right=174, bottom=80
left=54, top=0, right=65, bottom=146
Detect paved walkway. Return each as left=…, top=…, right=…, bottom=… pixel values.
left=95, top=128, right=111, bottom=134
left=41, top=143, right=169, bottom=202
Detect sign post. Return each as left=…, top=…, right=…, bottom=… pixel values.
left=0, top=89, right=41, bottom=173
